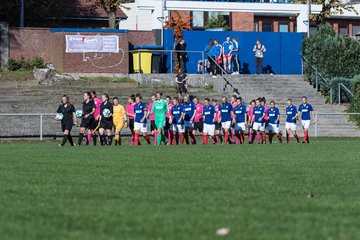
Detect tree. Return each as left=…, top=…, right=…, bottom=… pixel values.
left=294, top=0, right=358, bottom=25
left=205, top=15, right=229, bottom=30
left=89, top=0, right=131, bottom=29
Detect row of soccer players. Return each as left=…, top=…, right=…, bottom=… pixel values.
left=57, top=91, right=314, bottom=146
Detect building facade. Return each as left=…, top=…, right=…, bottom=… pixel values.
left=120, top=0, right=360, bottom=35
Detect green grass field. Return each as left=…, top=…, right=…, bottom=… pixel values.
left=1, top=139, right=360, bottom=240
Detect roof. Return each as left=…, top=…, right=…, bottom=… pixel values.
left=66, top=0, right=128, bottom=19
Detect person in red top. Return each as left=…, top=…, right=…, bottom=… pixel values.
left=212, top=99, right=223, bottom=144
left=126, top=95, right=136, bottom=145
left=165, top=96, right=175, bottom=145
left=192, top=97, right=204, bottom=144
left=147, top=94, right=157, bottom=145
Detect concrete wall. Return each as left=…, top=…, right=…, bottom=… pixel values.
left=0, top=22, right=9, bottom=68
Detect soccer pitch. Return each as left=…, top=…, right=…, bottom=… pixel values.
left=1, top=139, right=360, bottom=240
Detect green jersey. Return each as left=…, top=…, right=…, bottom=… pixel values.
left=152, top=99, right=168, bottom=121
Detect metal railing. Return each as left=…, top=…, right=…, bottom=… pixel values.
left=313, top=113, right=360, bottom=137
left=1, top=112, right=360, bottom=140
left=0, top=113, right=56, bottom=141
left=338, top=83, right=355, bottom=105
left=301, top=56, right=333, bottom=102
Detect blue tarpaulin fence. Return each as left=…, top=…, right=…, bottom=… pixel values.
left=163, top=29, right=303, bottom=75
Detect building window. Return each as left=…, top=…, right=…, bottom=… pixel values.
left=262, top=22, right=273, bottom=32
left=191, top=11, right=204, bottom=28
left=353, top=25, right=360, bottom=35
left=208, top=11, right=230, bottom=28
left=279, top=23, right=289, bottom=32
left=254, top=22, right=259, bottom=32
left=309, top=26, right=317, bottom=36
left=339, top=26, right=348, bottom=35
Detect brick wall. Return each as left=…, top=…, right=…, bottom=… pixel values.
left=231, top=12, right=254, bottom=32
left=128, top=31, right=156, bottom=47
left=8, top=27, right=131, bottom=73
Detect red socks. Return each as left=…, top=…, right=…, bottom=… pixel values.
left=179, top=133, right=185, bottom=144
left=144, top=134, right=151, bottom=144
left=224, top=131, right=229, bottom=144
left=277, top=134, right=283, bottom=143
left=294, top=134, right=300, bottom=143
left=134, top=133, right=139, bottom=145
left=303, top=131, right=308, bottom=143
left=261, top=132, right=266, bottom=144
left=286, top=132, right=290, bottom=143
left=202, top=134, right=208, bottom=144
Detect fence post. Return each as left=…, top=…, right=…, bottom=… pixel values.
left=338, top=83, right=341, bottom=105
left=137, top=49, right=141, bottom=74
left=170, top=50, right=173, bottom=74
left=315, top=113, right=318, bottom=137
left=40, top=114, right=43, bottom=141
left=330, top=88, right=333, bottom=104
left=202, top=51, right=205, bottom=74
left=315, top=70, right=318, bottom=92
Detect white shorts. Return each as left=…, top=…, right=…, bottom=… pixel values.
left=302, top=120, right=311, bottom=129
left=268, top=123, right=280, bottom=134
left=234, top=122, right=246, bottom=131
left=203, top=123, right=215, bottom=136
left=171, top=123, right=185, bottom=133
left=221, top=121, right=231, bottom=130
left=184, top=121, right=194, bottom=129
left=285, top=122, right=297, bottom=131
left=253, top=122, right=265, bottom=131
left=134, top=122, right=148, bottom=133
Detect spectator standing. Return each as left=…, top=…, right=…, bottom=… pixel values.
left=175, top=38, right=187, bottom=73
left=222, top=36, right=234, bottom=74
left=175, top=69, right=189, bottom=97
left=253, top=39, right=266, bottom=75
left=231, top=37, right=240, bottom=74
left=209, top=40, right=222, bottom=78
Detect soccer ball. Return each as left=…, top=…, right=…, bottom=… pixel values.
left=103, top=108, right=111, bottom=118
left=229, top=45, right=234, bottom=51
left=55, top=113, right=63, bottom=121
left=76, top=110, right=83, bottom=118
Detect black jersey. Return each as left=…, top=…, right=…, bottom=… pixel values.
left=100, top=101, right=113, bottom=120
left=57, top=104, right=75, bottom=121
left=83, top=100, right=96, bottom=116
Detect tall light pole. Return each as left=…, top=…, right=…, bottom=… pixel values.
left=20, top=0, right=24, bottom=27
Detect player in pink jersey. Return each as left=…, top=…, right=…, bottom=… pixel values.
left=165, top=96, right=175, bottom=145
left=147, top=94, right=157, bottom=145
left=126, top=95, right=136, bottom=145
left=89, top=90, right=102, bottom=146
left=247, top=99, right=256, bottom=144
left=193, top=97, right=204, bottom=144
left=260, top=97, right=269, bottom=144
left=212, top=99, right=223, bottom=144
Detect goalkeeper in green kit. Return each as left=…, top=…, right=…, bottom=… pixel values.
left=151, top=92, right=169, bottom=145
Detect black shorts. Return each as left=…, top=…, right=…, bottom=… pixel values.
left=150, top=120, right=156, bottom=132
left=164, top=118, right=171, bottom=130
left=80, top=117, right=93, bottom=129
left=194, top=121, right=203, bottom=133
left=90, top=119, right=99, bottom=130
left=129, top=119, right=134, bottom=131
left=215, top=122, right=222, bottom=131
left=100, top=119, right=113, bottom=130
left=61, top=121, right=73, bottom=132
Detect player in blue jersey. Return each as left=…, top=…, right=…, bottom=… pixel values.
left=169, top=97, right=185, bottom=145
left=268, top=101, right=282, bottom=144
left=232, top=97, right=247, bottom=144
left=134, top=95, right=151, bottom=145
left=222, top=36, right=234, bottom=74
left=218, top=96, right=233, bottom=144
left=252, top=98, right=266, bottom=144
left=285, top=98, right=300, bottom=144
left=298, top=96, right=314, bottom=143
left=183, top=95, right=197, bottom=144
left=202, top=98, right=217, bottom=145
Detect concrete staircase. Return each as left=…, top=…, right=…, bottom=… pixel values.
left=0, top=74, right=359, bottom=138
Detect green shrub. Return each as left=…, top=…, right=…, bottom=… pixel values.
left=6, top=57, right=46, bottom=71
left=203, top=84, right=214, bottom=92
left=349, top=76, right=360, bottom=126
